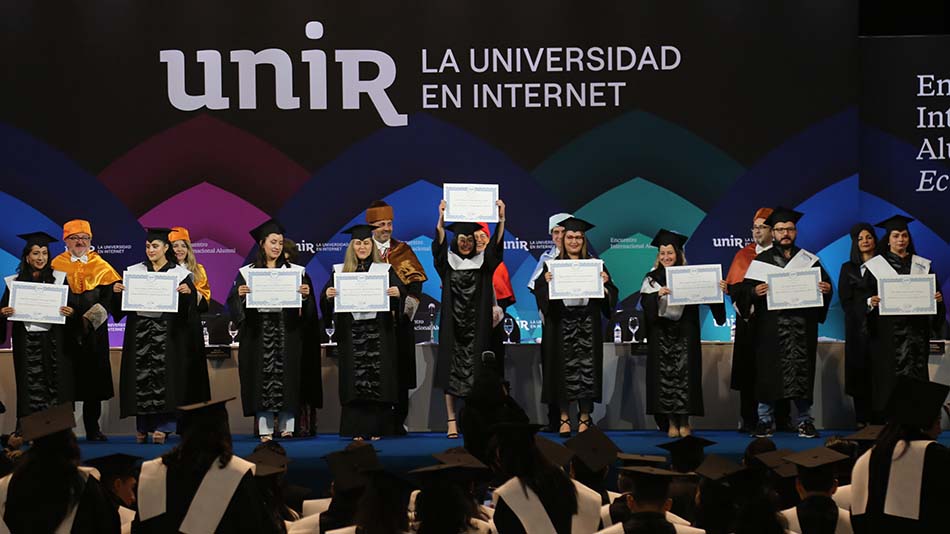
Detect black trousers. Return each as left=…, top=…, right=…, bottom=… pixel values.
left=82, top=401, right=102, bottom=434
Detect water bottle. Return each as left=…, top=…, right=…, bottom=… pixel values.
left=203, top=326, right=210, bottom=347
left=613, top=322, right=622, bottom=343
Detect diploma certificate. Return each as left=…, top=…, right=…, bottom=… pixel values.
left=8, top=281, right=68, bottom=324
left=766, top=267, right=823, bottom=310
left=334, top=272, right=390, bottom=313
left=443, top=183, right=499, bottom=223
left=878, top=274, right=937, bottom=316
left=547, top=259, right=604, bottom=300
left=246, top=269, right=302, bottom=309
left=666, top=264, right=724, bottom=306
left=122, top=271, right=180, bottom=313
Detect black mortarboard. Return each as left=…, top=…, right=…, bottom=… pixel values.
left=617, top=453, right=668, bottom=467
left=886, top=376, right=950, bottom=427
left=432, top=447, right=488, bottom=469
left=252, top=460, right=287, bottom=477
left=247, top=448, right=292, bottom=469
left=20, top=403, right=75, bottom=442
left=782, top=447, right=848, bottom=470
left=754, top=449, right=797, bottom=479
left=343, top=224, right=376, bottom=241
left=177, top=397, right=234, bottom=433
left=619, top=466, right=679, bottom=477
left=559, top=217, right=595, bottom=233
left=764, top=206, right=804, bottom=226
left=875, top=214, right=915, bottom=234
left=564, top=426, right=621, bottom=472
left=178, top=396, right=235, bottom=413
left=656, top=435, right=715, bottom=471
left=535, top=435, right=576, bottom=468
left=250, top=219, right=287, bottom=242
left=409, top=462, right=490, bottom=485
left=17, top=232, right=57, bottom=248
left=694, top=454, right=744, bottom=482
left=84, top=453, right=142, bottom=480
left=650, top=229, right=689, bottom=250
left=445, top=222, right=482, bottom=236
left=325, top=445, right=382, bottom=492
left=146, top=227, right=173, bottom=243
left=843, top=425, right=884, bottom=442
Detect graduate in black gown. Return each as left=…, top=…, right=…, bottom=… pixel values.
left=133, top=397, right=279, bottom=534
left=432, top=199, right=506, bottom=439
left=533, top=217, right=618, bottom=437
left=0, top=232, right=75, bottom=422
left=320, top=224, right=404, bottom=440
left=837, top=223, right=878, bottom=427
left=862, top=215, right=946, bottom=421
left=733, top=207, right=833, bottom=439
left=1, top=403, right=120, bottom=533
left=228, top=219, right=319, bottom=441
left=640, top=229, right=727, bottom=439
left=850, top=376, right=950, bottom=534
left=113, top=228, right=204, bottom=444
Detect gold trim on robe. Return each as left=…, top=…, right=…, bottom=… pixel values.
left=50, top=251, right=120, bottom=294
left=193, top=263, right=212, bottom=302
left=387, top=239, right=427, bottom=285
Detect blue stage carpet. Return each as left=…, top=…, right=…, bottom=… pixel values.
left=78, top=430, right=950, bottom=498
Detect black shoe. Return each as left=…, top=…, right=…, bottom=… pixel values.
left=86, top=431, right=108, bottom=442
left=393, top=425, right=408, bottom=436
left=798, top=421, right=819, bottom=438
left=753, top=421, right=774, bottom=438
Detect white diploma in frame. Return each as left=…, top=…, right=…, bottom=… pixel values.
left=246, top=268, right=302, bottom=309
left=122, top=271, right=180, bottom=313
left=766, top=267, right=823, bottom=310
left=8, top=281, right=68, bottom=324
left=443, top=183, right=499, bottom=223
left=546, top=259, right=604, bottom=300
left=666, top=265, right=724, bottom=306
left=878, top=274, right=937, bottom=316
left=334, top=272, right=390, bottom=313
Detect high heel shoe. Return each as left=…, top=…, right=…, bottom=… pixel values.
left=559, top=417, right=572, bottom=438
left=446, top=418, right=459, bottom=439
left=152, top=431, right=166, bottom=445
left=578, top=416, right=594, bottom=434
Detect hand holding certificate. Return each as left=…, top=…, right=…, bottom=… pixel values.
left=122, top=271, right=180, bottom=313
left=766, top=267, right=823, bottom=310
left=334, top=272, right=390, bottom=313
left=9, top=281, right=69, bottom=324
left=666, top=265, right=724, bottom=306
left=878, top=274, right=937, bottom=316
left=246, top=268, right=303, bottom=309
left=443, top=183, right=499, bottom=223
left=547, top=259, right=604, bottom=300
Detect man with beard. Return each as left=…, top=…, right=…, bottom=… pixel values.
left=366, top=200, right=428, bottom=434
left=734, top=207, right=832, bottom=439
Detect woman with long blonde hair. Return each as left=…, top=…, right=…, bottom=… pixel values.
left=170, top=226, right=211, bottom=311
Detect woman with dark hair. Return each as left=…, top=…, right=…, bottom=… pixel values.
left=134, top=397, right=278, bottom=533
left=228, top=219, right=319, bottom=441
left=837, top=223, right=878, bottom=427
left=640, top=229, right=726, bottom=438
left=491, top=422, right=601, bottom=533
left=412, top=465, right=493, bottom=534
left=344, top=470, right=413, bottom=534
left=863, top=215, right=945, bottom=421
left=0, top=232, right=74, bottom=422
left=321, top=224, right=403, bottom=440
left=534, top=217, right=619, bottom=437
left=112, top=228, right=202, bottom=444
left=432, top=199, right=507, bottom=439
left=1, top=403, right=119, bottom=533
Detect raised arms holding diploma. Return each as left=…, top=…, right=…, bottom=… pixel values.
left=443, top=183, right=499, bottom=223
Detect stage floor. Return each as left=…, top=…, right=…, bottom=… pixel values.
left=77, top=430, right=950, bottom=498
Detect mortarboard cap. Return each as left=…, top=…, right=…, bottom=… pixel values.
left=432, top=447, right=488, bottom=469
left=564, top=426, right=621, bottom=472
left=782, top=447, right=849, bottom=470
left=618, top=466, right=679, bottom=477
left=178, top=396, right=235, bottom=413
left=177, top=397, right=235, bottom=433
left=20, top=403, right=75, bottom=442
left=650, top=229, right=688, bottom=250
left=875, top=214, right=915, bottom=234
left=445, top=222, right=482, bottom=236
left=84, top=453, right=142, bottom=480
left=17, top=232, right=57, bottom=249
left=617, top=453, right=668, bottom=467
left=408, top=462, right=490, bottom=485
left=146, top=227, right=173, bottom=243
left=342, top=224, right=376, bottom=241
left=754, top=449, right=797, bottom=479
left=764, top=206, right=804, bottom=226
left=247, top=448, right=292, bottom=469
left=843, top=425, right=884, bottom=442
left=535, top=435, right=575, bottom=468
left=694, top=454, right=744, bottom=482
left=656, top=435, right=715, bottom=458
left=559, top=217, right=595, bottom=233
left=548, top=213, right=572, bottom=233
left=251, top=453, right=287, bottom=477
left=250, top=219, right=287, bottom=242
left=886, top=376, right=950, bottom=427
left=325, top=444, right=382, bottom=492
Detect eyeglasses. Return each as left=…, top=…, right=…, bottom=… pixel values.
left=66, top=235, right=91, bottom=242
left=751, top=225, right=770, bottom=231
left=772, top=227, right=797, bottom=234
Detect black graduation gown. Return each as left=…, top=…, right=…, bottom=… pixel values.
left=132, top=464, right=279, bottom=534
left=838, top=261, right=875, bottom=398
left=492, top=492, right=573, bottom=534
left=0, top=274, right=74, bottom=417
left=641, top=267, right=726, bottom=416
left=65, top=280, right=115, bottom=402
left=533, top=263, right=618, bottom=405
left=728, top=284, right=756, bottom=393
left=319, top=263, right=403, bottom=437
left=865, top=252, right=946, bottom=413
left=732, top=246, right=832, bottom=402
left=851, top=440, right=950, bottom=534
left=621, top=511, right=676, bottom=534
left=3, top=472, right=120, bottom=533
left=227, top=265, right=319, bottom=416
left=113, top=263, right=204, bottom=418
left=432, top=236, right=502, bottom=398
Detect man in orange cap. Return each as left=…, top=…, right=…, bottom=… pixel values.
left=50, top=219, right=121, bottom=440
